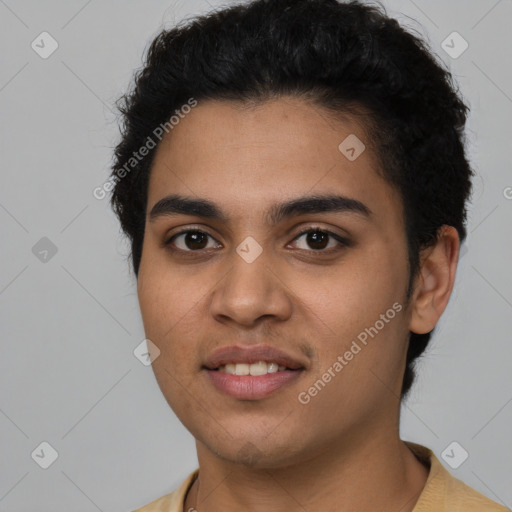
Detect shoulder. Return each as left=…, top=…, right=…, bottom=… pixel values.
left=406, top=442, right=509, bottom=512
left=131, top=470, right=198, bottom=512
left=442, top=476, right=510, bottom=512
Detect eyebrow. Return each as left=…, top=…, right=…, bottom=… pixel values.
left=149, top=193, right=372, bottom=224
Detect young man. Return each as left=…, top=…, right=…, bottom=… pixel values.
left=109, top=0, right=508, bottom=510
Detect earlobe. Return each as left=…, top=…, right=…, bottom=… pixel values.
left=408, top=225, right=460, bottom=335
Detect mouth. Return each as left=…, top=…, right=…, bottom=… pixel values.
left=215, top=361, right=295, bottom=375
left=203, top=345, right=306, bottom=400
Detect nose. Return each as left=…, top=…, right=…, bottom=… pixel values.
left=210, top=249, right=293, bottom=328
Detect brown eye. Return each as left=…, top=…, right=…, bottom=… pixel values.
left=305, top=231, right=329, bottom=249
left=291, top=228, right=348, bottom=252
left=184, top=232, right=208, bottom=250
left=168, top=230, right=219, bottom=251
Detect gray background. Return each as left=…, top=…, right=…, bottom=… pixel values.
left=0, top=0, right=511, bottom=510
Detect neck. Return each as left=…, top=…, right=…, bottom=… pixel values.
left=184, top=428, right=429, bottom=512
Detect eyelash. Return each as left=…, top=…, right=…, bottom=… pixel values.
left=164, top=226, right=350, bottom=256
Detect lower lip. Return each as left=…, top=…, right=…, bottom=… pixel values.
left=205, top=369, right=303, bottom=400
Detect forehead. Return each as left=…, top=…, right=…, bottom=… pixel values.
left=147, top=97, right=402, bottom=225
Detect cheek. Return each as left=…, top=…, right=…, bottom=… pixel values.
left=297, top=253, right=405, bottom=335
left=293, top=245, right=408, bottom=393
left=137, top=259, right=202, bottom=370
left=137, top=263, right=206, bottom=413
left=138, top=251, right=195, bottom=328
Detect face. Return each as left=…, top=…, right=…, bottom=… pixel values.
left=137, top=97, right=414, bottom=468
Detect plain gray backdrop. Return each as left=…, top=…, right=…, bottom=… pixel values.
left=1, top=0, right=511, bottom=510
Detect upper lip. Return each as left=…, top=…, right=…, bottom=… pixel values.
left=203, top=345, right=306, bottom=370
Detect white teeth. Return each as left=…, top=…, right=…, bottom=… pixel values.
left=249, top=361, right=267, bottom=376
left=267, top=362, right=279, bottom=373
left=224, top=364, right=236, bottom=375
left=235, top=363, right=250, bottom=376
left=217, top=361, right=289, bottom=375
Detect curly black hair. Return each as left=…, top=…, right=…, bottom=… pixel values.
left=109, top=0, right=473, bottom=399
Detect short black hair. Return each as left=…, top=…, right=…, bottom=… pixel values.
left=110, top=0, right=473, bottom=399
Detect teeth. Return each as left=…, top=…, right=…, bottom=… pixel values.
left=236, top=363, right=250, bottom=375
left=218, top=361, right=289, bottom=375
left=267, top=363, right=279, bottom=373
left=224, top=364, right=236, bottom=375
left=249, top=361, right=267, bottom=376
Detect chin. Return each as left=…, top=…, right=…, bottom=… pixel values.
left=197, top=431, right=308, bottom=469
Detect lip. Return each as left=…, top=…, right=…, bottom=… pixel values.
left=203, top=344, right=307, bottom=400
left=206, top=368, right=303, bottom=400
left=203, top=344, right=306, bottom=370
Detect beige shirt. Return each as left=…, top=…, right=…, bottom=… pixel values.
left=132, top=442, right=509, bottom=512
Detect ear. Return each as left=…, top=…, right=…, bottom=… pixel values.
left=408, top=225, right=460, bottom=335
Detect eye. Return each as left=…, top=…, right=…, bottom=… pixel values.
left=290, top=228, right=348, bottom=252
left=165, top=227, right=348, bottom=254
left=166, top=230, right=221, bottom=251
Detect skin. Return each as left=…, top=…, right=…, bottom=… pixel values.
left=137, top=96, right=460, bottom=512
